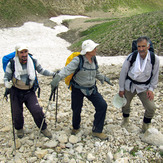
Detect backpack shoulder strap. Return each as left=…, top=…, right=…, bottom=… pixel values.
left=10, top=53, right=35, bottom=72
left=72, top=55, right=98, bottom=79
left=28, top=53, right=41, bottom=97
left=94, top=56, right=99, bottom=69
left=9, top=58, right=15, bottom=77
left=128, top=51, right=138, bottom=68
left=128, top=51, right=155, bottom=69
left=132, top=40, right=137, bottom=52
left=78, top=55, right=84, bottom=69
left=149, top=51, right=155, bottom=69
left=73, top=55, right=84, bottom=77
left=69, top=55, right=83, bottom=88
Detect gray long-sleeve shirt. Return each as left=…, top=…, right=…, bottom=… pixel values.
left=4, top=56, right=55, bottom=90
left=58, top=55, right=105, bottom=95
left=119, top=51, right=160, bottom=93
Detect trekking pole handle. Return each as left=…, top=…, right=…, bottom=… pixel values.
left=49, top=92, right=53, bottom=101
left=53, top=90, right=56, bottom=101
left=49, top=86, right=57, bottom=101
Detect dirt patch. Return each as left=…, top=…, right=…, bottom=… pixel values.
left=58, top=17, right=102, bottom=44
left=58, top=11, right=117, bottom=44
left=65, top=11, right=121, bottom=31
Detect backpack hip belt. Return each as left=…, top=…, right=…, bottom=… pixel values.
left=126, top=74, right=152, bottom=89
left=71, top=80, right=96, bottom=96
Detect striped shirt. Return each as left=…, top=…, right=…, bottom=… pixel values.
left=4, top=55, right=55, bottom=90
left=58, top=55, right=105, bottom=95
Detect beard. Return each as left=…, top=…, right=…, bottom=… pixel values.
left=20, top=57, right=27, bottom=64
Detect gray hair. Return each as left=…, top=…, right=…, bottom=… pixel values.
left=137, top=36, right=150, bottom=47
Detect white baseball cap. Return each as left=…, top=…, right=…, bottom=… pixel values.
left=80, top=39, right=99, bottom=55
left=15, top=43, right=29, bottom=51
left=112, top=93, right=127, bottom=109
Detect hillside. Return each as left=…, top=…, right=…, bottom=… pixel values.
left=59, top=10, right=163, bottom=56
left=0, top=0, right=162, bottom=56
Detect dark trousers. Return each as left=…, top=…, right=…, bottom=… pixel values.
left=71, top=86, right=107, bottom=133
left=10, top=87, right=47, bottom=130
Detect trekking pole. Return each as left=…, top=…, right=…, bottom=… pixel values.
left=55, top=86, right=59, bottom=128
left=11, top=110, right=16, bottom=157
left=32, top=87, right=57, bottom=156
left=40, top=87, right=57, bottom=132
left=10, top=93, right=16, bottom=157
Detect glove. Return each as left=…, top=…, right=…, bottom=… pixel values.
left=51, top=74, right=61, bottom=92
left=53, top=70, right=60, bottom=78
left=104, top=76, right=113, bottom=86
left=5, top=81, right=13, bottom=88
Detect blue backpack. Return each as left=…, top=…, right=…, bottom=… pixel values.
left=2, top=51, right=16, bottom=72
left=2, top=52, right=40, bottom=97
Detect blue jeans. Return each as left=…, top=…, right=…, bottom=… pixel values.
left=10, top=87, right=47, bottom=130
left=71, top=86, right=107, bottom=133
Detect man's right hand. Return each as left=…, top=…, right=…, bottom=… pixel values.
left=50, top=74, right=61, bottom=92
left=119, top=91, right=124, bottom=98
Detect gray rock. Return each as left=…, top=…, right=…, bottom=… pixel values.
left=0, top=64, right=162, bottom=162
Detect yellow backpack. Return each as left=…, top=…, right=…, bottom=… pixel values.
left=65, top=52, right=98, bottom=90
left=65, top=52, right=81, bottom=90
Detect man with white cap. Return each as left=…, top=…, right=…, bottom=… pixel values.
left=51, top=39, right=113, bottom=140
left=4, top=43, right=55, bottom=139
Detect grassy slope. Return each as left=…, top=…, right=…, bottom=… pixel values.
left=0, top=0, right=56, bottom=27
left=69, top=11, right=163, bottom=56
left=84, top=0, right=162, bottom=13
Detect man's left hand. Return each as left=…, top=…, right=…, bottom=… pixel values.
left=147, top=90, right=154, bottom=100
left=5, top=81, right=13, bottom=88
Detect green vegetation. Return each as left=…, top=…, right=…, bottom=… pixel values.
left=0, top=0, right=162, bottom=25
left=145, top=146, right=152, bottom=151
left=84, top=0, right=163, bottom=14
left=130, top=146, right=139, bottom=156
left=160, top=151, right=163, bottom=157
left=69, top=11, right=163, bottom=56
left=84, top=18, right=118, bottom=23
left=0, top=0, right=55, bottom=27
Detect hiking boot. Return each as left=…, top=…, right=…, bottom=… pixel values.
left=71, top=129, right=80, bottom=135
left=41, top=128, right=52, bottom=139
left=121, top=117, right=129, bottom=127
left=92, top=132, right=108, bottom=140
left=142, top=122, right=151, bottom=133
left=17, top=129, right=24, bottom=138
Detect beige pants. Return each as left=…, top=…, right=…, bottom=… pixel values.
left=122, top=89, right=156, bottom=119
